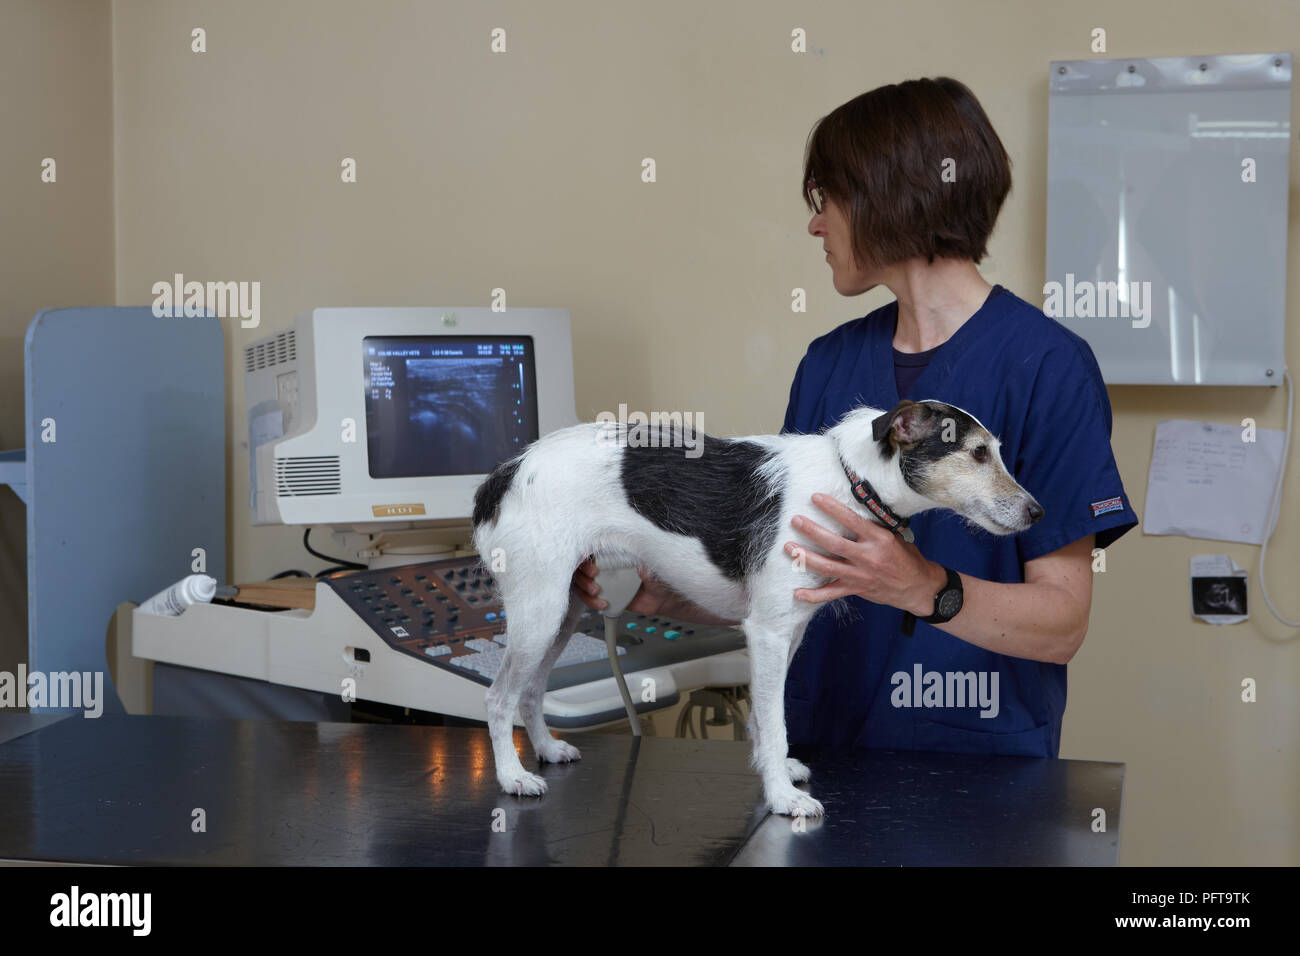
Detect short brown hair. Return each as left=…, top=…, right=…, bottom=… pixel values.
left=802, top=77, right=1012, bottom=268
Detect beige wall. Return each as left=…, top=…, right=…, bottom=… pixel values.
left=0, top=1, right=115, bottom=700
left=4, top=0, right=1299, bottom=864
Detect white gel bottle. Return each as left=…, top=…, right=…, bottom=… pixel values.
left=138, top=574, right=218, bottom=616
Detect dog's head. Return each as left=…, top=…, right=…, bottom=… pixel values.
left=871, top=400, right=1043, bottom=535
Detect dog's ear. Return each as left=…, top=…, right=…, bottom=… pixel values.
left=871, top=406, right=898, bottom=442
left=872, top=400, right=935, bottom=446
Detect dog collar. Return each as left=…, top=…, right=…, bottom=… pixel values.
left=840, top=459, right=914, bottom=544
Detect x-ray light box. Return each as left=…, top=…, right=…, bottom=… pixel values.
left=1046, top=53, right=1292, bottom=386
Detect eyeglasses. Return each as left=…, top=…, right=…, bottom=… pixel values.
left=806, top=174, right=827, bottom=214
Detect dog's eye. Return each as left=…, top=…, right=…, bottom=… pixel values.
left=971, top=445, right=989, bottom=463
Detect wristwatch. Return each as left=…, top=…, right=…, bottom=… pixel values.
left=924, top=566, right=964, bottom=623
left=901, top=566, right=963, bottom=636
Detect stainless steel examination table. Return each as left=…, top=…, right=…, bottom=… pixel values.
left=0, top=714, right=1123, bottom=865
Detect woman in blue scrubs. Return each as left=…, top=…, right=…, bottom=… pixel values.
left=576, top=76, right=1137, bottom=759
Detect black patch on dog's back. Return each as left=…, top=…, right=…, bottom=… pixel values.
left=472, top=456, right=522, bottom=528
left=620, top=426, right=783, bottom=581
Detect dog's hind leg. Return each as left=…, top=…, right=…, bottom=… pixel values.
left=742, top=615, right=823, bottom=817
left=516, top=594, right=586, bottom=764
left=486, top=585, right=574, bottom=797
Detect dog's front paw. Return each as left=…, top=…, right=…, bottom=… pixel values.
left=785, top=757, right=811, bottom=783
left=766, top=786, right=824, bottom=818
left=536, top=739, right=581, bottom=763
left=499, top=769, right=548, bottom=797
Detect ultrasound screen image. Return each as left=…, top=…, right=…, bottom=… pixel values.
left=363, top=335, right=538, bottom=478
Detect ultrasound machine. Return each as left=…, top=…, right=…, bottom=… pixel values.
left=132, top=307, right=749, bottom=729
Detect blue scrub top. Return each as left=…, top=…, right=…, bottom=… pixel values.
left=780, top=284, right=1138, bottom=758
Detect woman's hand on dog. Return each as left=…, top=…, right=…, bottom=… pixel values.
left=572, top=558, right=672, bottom=615
left=784, top=493, right=947, bottom=615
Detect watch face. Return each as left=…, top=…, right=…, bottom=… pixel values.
left=937, top=590, right=963, bottom=618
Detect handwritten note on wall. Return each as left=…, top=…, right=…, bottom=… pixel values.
left=1144, top=420, right=1285, bottom=545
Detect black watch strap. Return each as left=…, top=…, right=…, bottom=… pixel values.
left=901, top=566, right=963, bottom=637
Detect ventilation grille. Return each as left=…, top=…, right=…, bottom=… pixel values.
left=245, top=329, right=298, bottom=372
left=275, top=456, right=342, bottom=496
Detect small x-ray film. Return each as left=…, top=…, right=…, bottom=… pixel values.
left=1190, top=555, right=1248, bottom=625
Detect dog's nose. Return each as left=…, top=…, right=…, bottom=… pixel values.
left=1026, top=501, right=1044, bottom=524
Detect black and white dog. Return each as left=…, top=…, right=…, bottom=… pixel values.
left=470, top=399, right=1042, bottom=816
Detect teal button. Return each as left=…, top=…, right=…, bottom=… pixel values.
left=625, top=621, right=638, bottom=629
left=664, top=630, right=681, bottom=640
left=645, top=626, right=656, bottom=633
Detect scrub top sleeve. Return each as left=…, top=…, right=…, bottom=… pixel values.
left=781, top=353, right=808, bottom=435
left=1012, top=341, right=1139, bottom=564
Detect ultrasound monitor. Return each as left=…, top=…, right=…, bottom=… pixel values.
left=363, top=334, right=539, bottom=478
left=244, top=307, right=577, bottom=559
